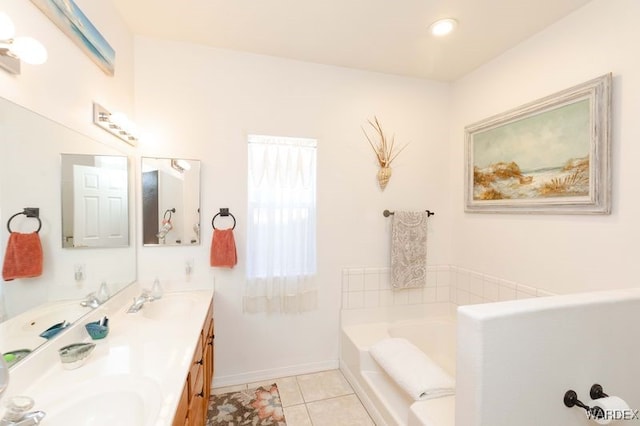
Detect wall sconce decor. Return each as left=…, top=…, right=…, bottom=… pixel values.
left=0, top=11, right=48, bottom=74
left=92, top=102, right=139, bottom=146
left=362, top=116, right=409, bottom=191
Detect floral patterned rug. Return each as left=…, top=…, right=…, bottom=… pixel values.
left=207, top=384, right=287, bottom=425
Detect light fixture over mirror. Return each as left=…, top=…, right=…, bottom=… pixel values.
left=142, top=157, right=201, bottom=246
left=92, top=102, right=139, bottom=146
left=0, top=11, right=48, bottom=74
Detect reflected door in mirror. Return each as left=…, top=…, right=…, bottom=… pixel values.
left=61, top=154, right=129, bottom=248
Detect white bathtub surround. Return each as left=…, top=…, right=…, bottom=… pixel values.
left=341, top=309, right=456, bottom=426
left=370, top=337, right=454, bottom=401
left=456, top=288, right=640, bottom=426
left=390, top=211, right=428, bottom=289
left=340, top=265, right=556, bottom=425
left=342, top=265, right=556, bottom=311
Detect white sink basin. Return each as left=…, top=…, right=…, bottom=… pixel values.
left=18, top=301, right=91, bottom=333
left=0, top=301, right=93, bottom=352
left=139, top=294, right=198, bottom=320
left=35, top=375, right=162, bottom=426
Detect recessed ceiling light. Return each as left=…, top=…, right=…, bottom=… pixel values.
left=429, top=18, right=458, bottom=37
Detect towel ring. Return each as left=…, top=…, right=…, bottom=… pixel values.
left=7, top=208, right=42, bottom=233
left=212, top=208, right=236, bottom=230
left=164, top=208, right=176, bottom=221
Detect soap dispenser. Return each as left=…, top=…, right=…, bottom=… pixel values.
left=151, top=278, right=163, bottom=300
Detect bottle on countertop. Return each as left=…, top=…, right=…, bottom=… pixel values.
left=151, top=277, right=163, bottom=300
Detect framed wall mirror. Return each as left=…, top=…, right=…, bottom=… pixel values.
left=141, top=157, right=201, bottom=246
left=61, top=154, right=129, bottom=248
left=0, top=96, right=136, bottom=368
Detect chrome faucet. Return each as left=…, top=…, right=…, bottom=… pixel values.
left=1, top=356, right=45, bottom=425
left=126, top=290, right=156, bottom=313
left=79, top=292, right=100, bottom=308
left=0, top=396, right=46, bottom=426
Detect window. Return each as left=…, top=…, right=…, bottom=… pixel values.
left=245, top=134, right=317, bottom=313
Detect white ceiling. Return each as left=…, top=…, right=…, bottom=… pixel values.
left=112, top=0, right=592, bottom=82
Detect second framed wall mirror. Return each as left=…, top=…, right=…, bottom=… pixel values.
left=141, top=157, right=201, bottom=246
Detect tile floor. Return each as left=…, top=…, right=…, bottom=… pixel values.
left=212, top=369, right=375, bottom=426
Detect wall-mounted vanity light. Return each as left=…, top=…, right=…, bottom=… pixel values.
left=92, top=102, right=139, bottom=146
left=171, top=159, right=192, bottom=173
left=0, top=12, right=48, bottom=74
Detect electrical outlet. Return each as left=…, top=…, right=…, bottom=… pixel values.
left=185, top=259, right=193, bottom=276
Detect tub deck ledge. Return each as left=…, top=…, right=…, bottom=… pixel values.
left=340, top=317, right=456, bottom=426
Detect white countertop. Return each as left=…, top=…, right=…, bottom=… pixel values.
left=1, top=285, right=214, bottom=426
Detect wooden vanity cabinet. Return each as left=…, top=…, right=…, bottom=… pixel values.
left=173, top=299, right=214, bottom=426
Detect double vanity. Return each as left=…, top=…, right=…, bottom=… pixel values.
left=0, top=284, right=214, bottom=426
left=0, top=92, right=214, bottom=424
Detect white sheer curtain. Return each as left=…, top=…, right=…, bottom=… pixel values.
left=245, top=135, right=317, bottom=314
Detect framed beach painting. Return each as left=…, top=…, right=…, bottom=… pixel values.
left=30, top=0, right=115, bottom=76
left=465, top=73, right=611, bottom=214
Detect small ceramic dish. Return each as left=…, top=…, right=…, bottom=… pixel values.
left=2, top=349, right=31, bottom=367
left=58, top=342, right=96, bottom=370
left=39, top=320, right=70, bottom=339
left=85, top=318, right=109, bottom=340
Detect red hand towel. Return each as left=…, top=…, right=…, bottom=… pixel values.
left=210, top=229, right=237, bottom=268
left=2, top=232, right=43, bottom=281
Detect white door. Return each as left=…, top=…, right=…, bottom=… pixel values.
left=73, top=165, right=128, bottom=247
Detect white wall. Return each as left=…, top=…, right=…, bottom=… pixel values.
left=133, top=37, right=452, bottom=385
left=450, top=0, right=640, bottom=295
left=457, top=288, right=640, bottom=426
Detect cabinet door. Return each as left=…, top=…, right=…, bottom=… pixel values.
left=172, top=383, right=189, bottom=426
left=204, top=318, right=214, bottom=400
left=189, top=365, right=206, bottom=426
left=189, top=334, right=204, bottom=396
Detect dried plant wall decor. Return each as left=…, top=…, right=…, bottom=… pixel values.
left=362, top=117, right=408, bottom=190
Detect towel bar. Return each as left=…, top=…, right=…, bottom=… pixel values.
left=383, top=209, right=435, bottom=218
left=212, top=208, right=236, bottom=230
left=7, top=208, right=42, bottom=233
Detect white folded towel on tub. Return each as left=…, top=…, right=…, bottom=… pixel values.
left=369, top=337, right=455, bottom=401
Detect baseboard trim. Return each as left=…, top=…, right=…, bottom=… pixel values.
left=212, top=359, right=339, bottom=388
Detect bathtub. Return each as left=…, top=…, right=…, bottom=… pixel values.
left=340, top=315, right=456, bottom=426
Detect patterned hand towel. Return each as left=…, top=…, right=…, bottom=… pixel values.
left=391, top=211, right=428, bottom=288
left=210, top=228, right=237, bottom=268
left=2, top=232, right=43, bottom=281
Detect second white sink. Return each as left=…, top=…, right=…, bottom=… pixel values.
left=138, top=293, right=199, bottom=321
left=33, top=375, right=162, bottom=426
